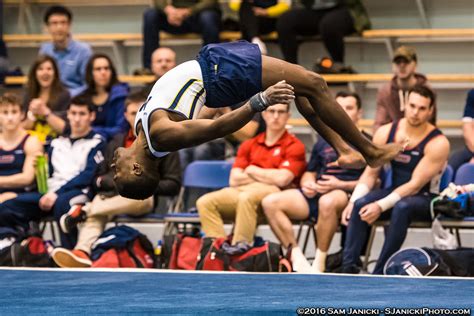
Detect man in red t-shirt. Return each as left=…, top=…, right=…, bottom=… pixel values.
left=197, top=103, right=306, bottom=249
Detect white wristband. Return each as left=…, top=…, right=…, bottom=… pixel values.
left=375, top=192, right=402, bottom=212
left=350, top=183, right=370, bottom=203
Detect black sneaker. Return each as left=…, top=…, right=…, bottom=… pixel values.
left=338, top=264, right=361, bottom=274
left=60, top=205, right=87, bottom=233
left=313, top=57, right=356, bottom=74
left=221, top=241, right=252, bottom=256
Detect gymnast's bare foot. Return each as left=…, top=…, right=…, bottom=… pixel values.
left=366, top=142, right=405, bottom=168
left=328, top=149, right=366, bottom=169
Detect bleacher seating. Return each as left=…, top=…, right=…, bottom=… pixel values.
left=2, top=0, right=473, bottom=255
left=4, top=0, right=153, bottom=5
left=287, top=118, right=463, bottom=132
left=6, top=73, right=473, bottom=86
left=362, top=29, right=474, bottom=39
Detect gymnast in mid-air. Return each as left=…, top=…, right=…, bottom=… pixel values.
left=112, top=41, right=403, bottom=199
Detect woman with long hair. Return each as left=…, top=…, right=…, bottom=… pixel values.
left=79, top=53, right=129, bottom=141
left=23, top=55, right=70, bottom=145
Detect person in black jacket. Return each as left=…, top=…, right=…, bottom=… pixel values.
left=51, top=91, right=182, bottom=268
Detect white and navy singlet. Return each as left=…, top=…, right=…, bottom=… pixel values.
left=134, top=60, right=206, bottom=158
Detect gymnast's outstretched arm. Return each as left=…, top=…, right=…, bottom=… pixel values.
left=150, top=81, right=294, bottom=152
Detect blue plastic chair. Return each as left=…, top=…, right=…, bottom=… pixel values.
left=440, top=164, right=454, bottom=190
left=182, top=160, right=232, bottom=189
left=164, top=161, right=233, bottom=233
left=454, top=163, right=474, bottom=185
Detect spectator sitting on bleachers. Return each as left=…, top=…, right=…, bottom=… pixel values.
left=449, top=89, right=474, bottom=173
left=229, top=0, right=290, bottom=55
left=51, top=91, right=182, bottom=268
left=341, top=86, right=449, bottom=275
left=141, top=0, right=221, bottom=72
left=276, top=0, right=370, bottom=72
left=0, top=93, right=43, bottom=208
left=78, top=53, right=129, bottom=142
left=196, top=103, right=306, bottom=252
left=0, top=95, right=105, bottom=249
left=374, top=46, right=436, bottom=131
left=39, top=5, right=92, bottom=97
left=262, top=91, right=368, bottom=273
left=22, top=55, right=70, bottom=147
left=142, top=47, right=177, bottom=95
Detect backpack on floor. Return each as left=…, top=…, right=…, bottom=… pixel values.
left=0, top=226, right=54, bottom=267
left=432, top=184, right=474, bottom=219
left=384, top=247, right=474, bottom=277
left=91, top=226, right=155, bottom=268
left=196, top=236, right=282, bottom=272
left=162, top=233, right=203, bottom=270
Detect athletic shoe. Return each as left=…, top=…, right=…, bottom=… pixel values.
left=313, top=57, right=356, bottom=74
left=336, top=264, right=361, bottom=274
left=290, top=246, right=312, bottom=273
left=221, top=241, right=252, bottom=256
left=52, top=248, right=92, bottom=268
left=60, top=205, right=87, bottom=234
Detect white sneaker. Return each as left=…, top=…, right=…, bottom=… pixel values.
left=251, top=37, right=267, bottom=55
left=311, top=249, right=327, bottom=274
left=290, top=246, right=312, bottom=273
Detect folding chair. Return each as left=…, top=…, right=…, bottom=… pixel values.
left=164, top=160, right=232, bottom=235
left=39, top=216, right=59, bottom=244
left=295, top=218, right=317, bottom=258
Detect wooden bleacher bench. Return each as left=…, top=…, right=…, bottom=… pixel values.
left=363, top=28, right=474, bottom=39
left=288, top=118, right=462, bottom=130
left=5, top=73, right=474, bottom=86
left=5, top=0, right=153, bottom=6
left=4, top=32, right=244, bottom=72
left=361, top=28, right=474, bottom=59
left=3, top=75, right=463, bottom=131
left=4, top=31, right=269, bottom=45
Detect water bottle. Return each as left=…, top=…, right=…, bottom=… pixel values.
left=154, top=240, right=163, bottom=269
left=36, top=155, right=48, bottom=194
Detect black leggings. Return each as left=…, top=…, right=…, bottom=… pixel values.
left=239, top=1, right=276, bottom=41
left=276, top=6, right=355, bottom=64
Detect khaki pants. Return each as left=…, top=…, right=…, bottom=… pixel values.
left=196, top=182, right=280, bottom=245
left=75, top=194, right=153, bottom=254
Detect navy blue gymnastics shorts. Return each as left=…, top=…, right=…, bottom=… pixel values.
left=197, top=41, right=262, bottom=108
left=300, top=189, right=319, bottom=221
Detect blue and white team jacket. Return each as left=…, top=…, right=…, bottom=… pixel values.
left=47, top=131, right=105, bottom=195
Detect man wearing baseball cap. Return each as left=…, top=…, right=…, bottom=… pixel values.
left=374, top=45, right=437, bottom=131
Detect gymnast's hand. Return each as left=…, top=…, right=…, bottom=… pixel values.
left=262, top=80, right=295, bottom=106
